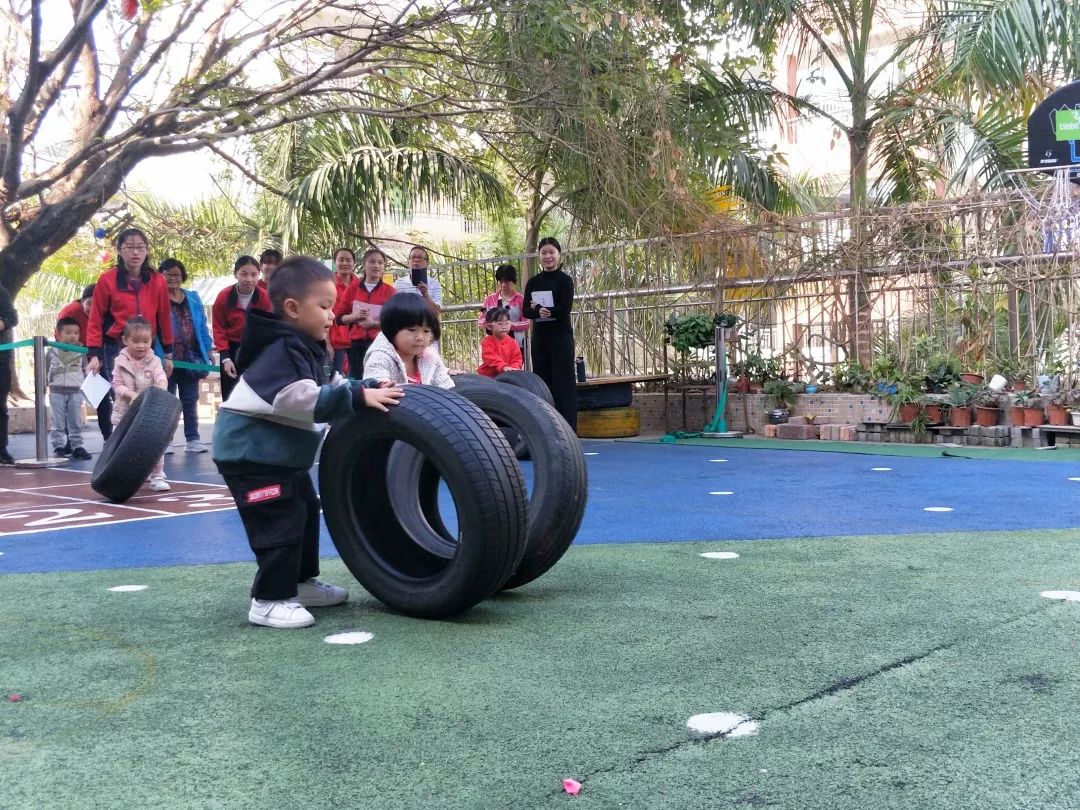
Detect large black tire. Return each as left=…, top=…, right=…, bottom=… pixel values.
left=91, top=386, right=180, bottom=503
left=454, top=376, right=530, bottom=459
left=319, top=385, right=527, bottom=618
left=449, top=372, right=496, bottom=386
left=451, top=383, right=588, bottom=589
left=495, top=370, right=554, bottom=406
left=577, top=384, right=632, bottom=411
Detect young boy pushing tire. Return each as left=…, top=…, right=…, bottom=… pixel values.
left=212, top=256, right=403, bottom=629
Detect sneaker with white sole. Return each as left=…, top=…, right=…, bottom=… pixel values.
left=149, top=476, right=171, bottom=492
left=186, top=440, right=207, bottom=453
left=248, top=599, right=315, bottom=629
left=295, top=578, right=349, bottom=607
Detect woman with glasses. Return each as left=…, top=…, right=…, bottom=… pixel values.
left=86, top=228, right=174, bottom=439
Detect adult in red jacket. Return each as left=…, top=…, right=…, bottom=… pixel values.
left=86, top=229, right=175, bottom=439
left=57, top=284, right=111, bottom=442
left=333, top=247, right=396, bottom=378
left=330, top=248, right=356, bottom=374
left=212, top=255, right=270, bottom=402
left=56, top=284, right=94, bottom=340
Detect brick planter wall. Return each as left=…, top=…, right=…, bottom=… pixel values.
left=636, top=392, right=892, bottom=435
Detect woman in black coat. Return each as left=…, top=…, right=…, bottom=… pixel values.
left=522, top=236, right=577, bottom=430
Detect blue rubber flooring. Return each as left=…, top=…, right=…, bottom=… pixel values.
left=2, top=439, right=1080, bottom=574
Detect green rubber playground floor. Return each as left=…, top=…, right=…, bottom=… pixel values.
left=5, top=529, right=1080, bottom=808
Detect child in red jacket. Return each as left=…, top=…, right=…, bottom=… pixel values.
left=476, top=307, right=523, bottom=378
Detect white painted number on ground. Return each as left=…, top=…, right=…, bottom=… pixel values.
left=155, top=493, right=233, bottom=509
left=0, top=507, right=113, bottom=527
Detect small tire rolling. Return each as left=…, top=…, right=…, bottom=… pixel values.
left=91, top=386, right=180, bottom=503
left=319, top=385, right=527, bottom=618
left=450, top=382, right=588, bottom=589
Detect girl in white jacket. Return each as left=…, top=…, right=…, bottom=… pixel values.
left=362, top=294, right=455, bottom=389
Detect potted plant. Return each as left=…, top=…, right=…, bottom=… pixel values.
left=919, top=393, right=948, bottom=424
left=925, top=352, right=962, bottom=393
left=665, top=312, right=735, bottom=385
left=832, top=359, right=871, bottom=393
left=1012, top=390, right=1043, bottom=426
left=973, top=386, right=1001, bottom=427
left=1067, top=390, right=1080, bottom=426
left=763, top=379, right=801, bottom=424
left=888, top=379, right=923, bottom=424
left=870, top=353, right=900, bottom=394
left=1045, top=391, right=1069, bottom=426
left=947, top=383, right=978, bottom=427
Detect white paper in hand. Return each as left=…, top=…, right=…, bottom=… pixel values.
left=532, top=290, right=554, bottom=321
left=81, top=372, right=112, bottom=408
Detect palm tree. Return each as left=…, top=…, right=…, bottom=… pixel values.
left=255, top=115, right=510, bottom=257
left=727, top=0, right=1079, bottom=207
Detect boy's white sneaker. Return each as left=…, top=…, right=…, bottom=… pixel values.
left=186, top=440, right=207, bottom=453
left=149, top=476, right=171, bottom=492
left=248, top=599, right=315, bottom=629
left=295, top=578, right=349, bottom=607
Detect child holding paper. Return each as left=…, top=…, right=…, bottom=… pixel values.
left=47, top=317, right=91, bottom=460
left=334, top=247, right=395, bottom=378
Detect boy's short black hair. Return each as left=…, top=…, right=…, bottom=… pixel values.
left=259, top=248, right=283, bottom=264
left=56, top=316, right=81, bottom=333
left=494, top=263, right=517, bottom=283
left=268, top=255, right=334, bottom=315
left=381, top=292, right=441, bottom=343
left=159, top=257, right=187, bottom=281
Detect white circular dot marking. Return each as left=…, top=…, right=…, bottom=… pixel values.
left=324, top=631, right=374, bottom=645
left=1041, top=590, right=1080, bottom=602
left=870, top=467, right=892, bottom=471
left=583, top=452, right=599, bottom=456
left=709, top=459, right=728, bottom=463
left=710, top=491, right=734, bottom=496
left=686, top=712, right=759, bottom=739
left=1068, top=477, right=1080, bottom=482
left=108, top=585, right=148, bottom=593
left=923, top=507, right=954, bottom=512
left=700, top=552, right=739, bottom=560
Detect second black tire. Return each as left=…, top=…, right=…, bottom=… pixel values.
left=91, top=386, right=181, bottom=503
left=319, top=385, right=528, bottom=618
left=450, top=382, right=588, bottom=589
left=495, top=370, right=554, bottom=405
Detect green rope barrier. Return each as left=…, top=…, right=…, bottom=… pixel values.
left=42, top=340, right=219, bottom=372
left=0, top=338, right=34, bottom=351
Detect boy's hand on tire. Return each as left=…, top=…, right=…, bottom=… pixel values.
left=222, top=359, right=237, bottom=379
left=355, top=383, right=403, bottom=412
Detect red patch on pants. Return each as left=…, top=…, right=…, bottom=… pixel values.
left=245, top=484, right=282, bottom=504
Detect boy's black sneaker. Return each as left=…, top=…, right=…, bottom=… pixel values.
left=53, top=446, right=71, bottom=457
left=0, top=450, right=14, bottom=465
left=70, top=447, right=91, bottom=461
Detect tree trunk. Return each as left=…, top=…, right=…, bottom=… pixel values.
left=847, top=110, right=874, bottom=363
left=523, top=166, right=547, bottom=277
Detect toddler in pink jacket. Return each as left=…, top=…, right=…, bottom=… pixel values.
left=112, top=316, right=171, bottom=491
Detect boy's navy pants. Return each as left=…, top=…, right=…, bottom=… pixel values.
left=220, top=467, right=321, bottom=601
